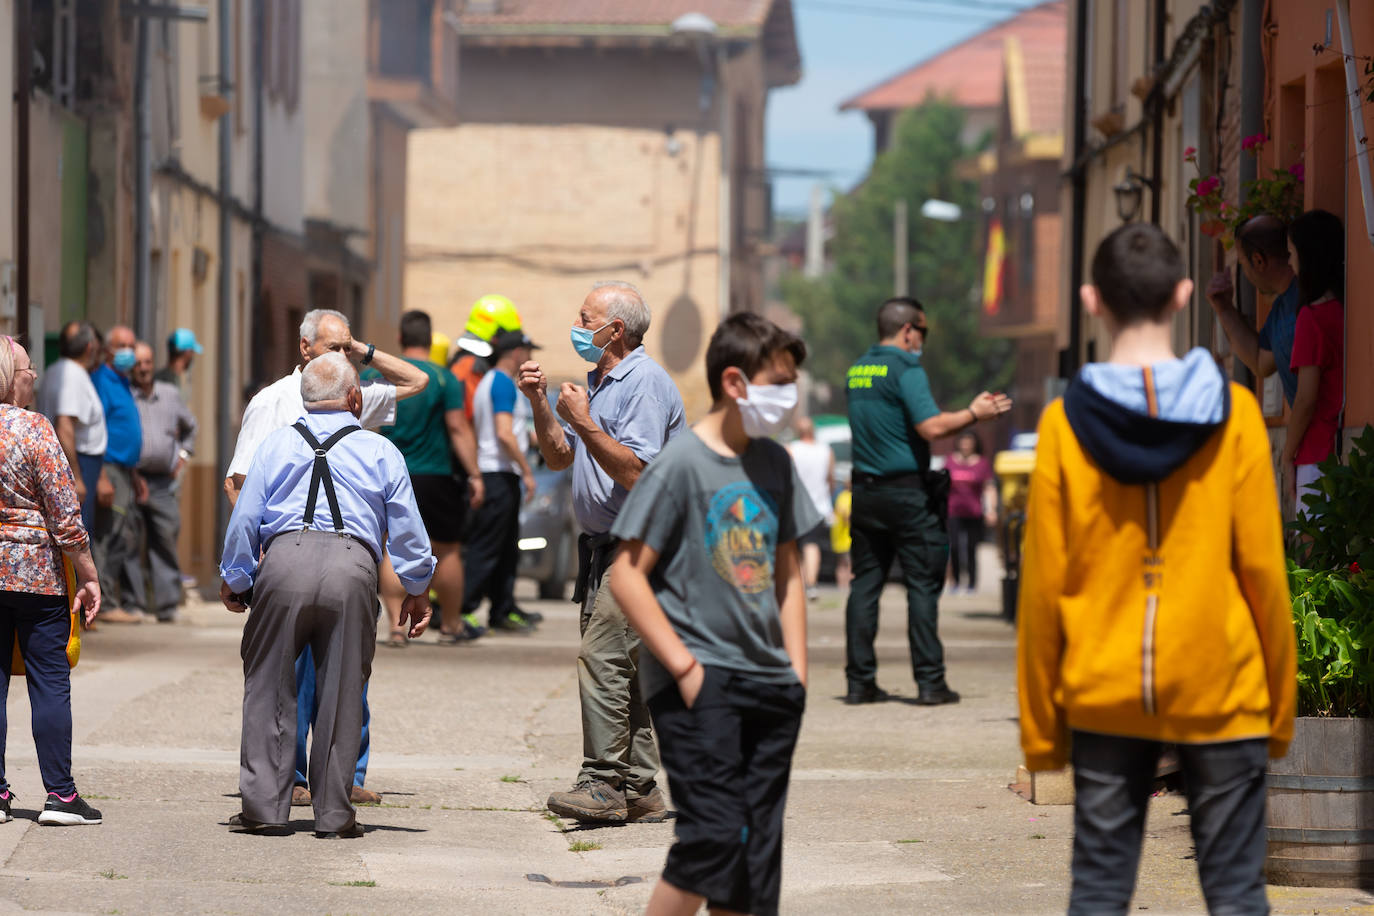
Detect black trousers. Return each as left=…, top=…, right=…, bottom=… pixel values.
left=843, top=481, right=950, bottom=691
left=948, top=515, right=984, bottom=589
left=1069, top=731, right=1270, bottom=916
left=649, top=667, right=805, bottom=916
left=461, top=472, right=521, bottom=624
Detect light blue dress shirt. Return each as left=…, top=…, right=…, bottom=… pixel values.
left=565, top=347, right=686, bottom=535
left=219, top=410, right=436, bottom=595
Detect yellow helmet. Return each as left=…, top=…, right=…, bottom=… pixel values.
left=465, top=294, right=522, bottom=341
left=429, top=331, right=452, bottom=366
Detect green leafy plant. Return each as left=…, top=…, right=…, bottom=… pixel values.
left=1286, top=426, right=1374, bottom=718
left=1184, top=135, right=1303, bottom=249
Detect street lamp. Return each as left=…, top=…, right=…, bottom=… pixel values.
left=1113, top=167, right=1158, bottom=223
left=672, top=13, right=718, bottom=113
left=919, top=199, right=963, bottom=222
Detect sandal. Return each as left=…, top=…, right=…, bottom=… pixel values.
left=386, top=630, right=408, bottom=648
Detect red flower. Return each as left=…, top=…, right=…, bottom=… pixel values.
left=1241, top=133, right=1270, bottom=152
left=1200, top=219, right=1227, bottom=238
left=1183, top=146, right=1197, bottom=159
left=1352, top=561, right=1363, bottom=574
left=1289, top=162, right=1306, bottom=182
left=1196, top=175, right=1221, bottom=196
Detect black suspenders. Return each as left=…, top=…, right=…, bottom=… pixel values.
left=292, top=421, right=362, bottom=533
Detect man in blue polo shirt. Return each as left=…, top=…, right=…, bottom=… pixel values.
left=843, top=297, right=1010, bottom=707
left=90, top=325, right=146, bottom=624
left=1206, top=214, right=1300, bottom=406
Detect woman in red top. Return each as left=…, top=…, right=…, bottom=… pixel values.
left=1283, top=210, right=1345, bottom=516
left=946, top=432, right=996, bottom=595
left=0, top=337, right=103, bottom=826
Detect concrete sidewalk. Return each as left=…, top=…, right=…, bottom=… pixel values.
left=0, top=574, right=1369, bottom=914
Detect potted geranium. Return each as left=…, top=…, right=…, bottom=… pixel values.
left=1185, top=134, right=1304, bottom=247
left=1265, top=425, right=1374, bottom=887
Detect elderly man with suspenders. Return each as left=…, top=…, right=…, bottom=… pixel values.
left=219, top=353, right=434, bottom=838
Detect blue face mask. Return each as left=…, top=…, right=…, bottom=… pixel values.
left=570, top=322, right=612, bottom=364
left=112, top=348, right=137, bottom=373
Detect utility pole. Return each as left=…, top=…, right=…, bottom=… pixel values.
left=893, top=199, right=908, bottom=297
left=804, top=183, right=824, bottom=278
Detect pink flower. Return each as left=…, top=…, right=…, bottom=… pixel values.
left=1196, top=175, right=1221, bottom=196
left=1183, top=146, right=1197, bottom=159
left=1219, top=200, right=1233, bottom=214
left=1241, top=132, right=1270, bottom=152
left=1289, top=162, right=1306, bottom=181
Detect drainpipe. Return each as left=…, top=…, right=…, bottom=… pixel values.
left=15, top=0, right=29, bottom=343
left=214, top=0, right=234, bottom=549
left=134, top=14, right=151, bottom=339
left=1148, top=0, right=1166, bottom=225
left=1232, top=0, right=1263, bottom=389
left=249, top=0, right=264, bottom=385
left=1064, top=0, right=1088, bottom=375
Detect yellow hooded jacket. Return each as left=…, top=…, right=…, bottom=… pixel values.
left=1017, top=353, right=1295, bottom=772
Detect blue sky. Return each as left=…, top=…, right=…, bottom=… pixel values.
left=766, top=0, right=1047, bottom=215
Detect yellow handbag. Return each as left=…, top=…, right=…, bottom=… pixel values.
left=9, top=536, right=82, bottom=677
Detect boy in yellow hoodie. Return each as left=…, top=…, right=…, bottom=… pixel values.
left=1017, top=223, right=1295, bottom=915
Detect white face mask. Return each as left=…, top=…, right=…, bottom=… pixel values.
left=736, top=382, right=799, bottom=438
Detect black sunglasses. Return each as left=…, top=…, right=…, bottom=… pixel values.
left=911, top=323, right=930, bottom=338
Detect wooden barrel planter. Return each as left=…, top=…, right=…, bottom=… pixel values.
left=1266, top=717, right=1374, bottom=887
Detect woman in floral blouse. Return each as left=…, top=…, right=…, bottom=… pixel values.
left=0, top=336, right=104, bottom=826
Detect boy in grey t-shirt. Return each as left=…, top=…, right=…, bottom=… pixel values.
left=610, top=313, right=819, bottom=916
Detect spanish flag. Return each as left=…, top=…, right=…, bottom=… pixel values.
left=982, top=218, right=1005, bottom=315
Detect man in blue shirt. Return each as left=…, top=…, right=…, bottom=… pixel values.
left=220, top=352, right=434, bottom=839
left=90, top=325, right=145, bottom=625
left=520, top=281, right=686, bottom=825
left=1206, top=215, right=1300, bottom=406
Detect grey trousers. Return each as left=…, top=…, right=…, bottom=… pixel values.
left=239, top=530, right=378, bottom=833
left=1069, top=730, right=1270, bottom=916
left=122, top=473, right=182, bottom=619
left=92, top=463, right=138, bottom=610
left=576, top=575, right=659, bottom=797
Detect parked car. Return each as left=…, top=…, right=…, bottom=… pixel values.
left=518, top=464, right=579, bottom=600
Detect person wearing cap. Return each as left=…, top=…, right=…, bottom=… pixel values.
left=156, top=327, right=203, bottom=399
left=448, top=294, right=523, bottom=423
left=519, top=281, right=685, bottom=826
left=462, top=328, right=539, bottom=634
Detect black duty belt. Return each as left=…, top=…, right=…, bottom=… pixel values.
left=852, top=470, right=925, bottom=488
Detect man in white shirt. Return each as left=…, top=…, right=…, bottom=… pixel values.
left=787, top=417, right=836, bottom=601
left=223, top=308, right=428, bottom=808
left=464, top=329, right=538, bottom=633
left=225, top=310, right=427, bottom=499
left=36, top=321, right=107, bottom=532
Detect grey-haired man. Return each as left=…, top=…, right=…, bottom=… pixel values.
left=519, top=282, right=686, bottom=824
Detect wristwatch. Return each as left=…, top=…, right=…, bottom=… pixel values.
left=362, top=343, right=376, bottom=365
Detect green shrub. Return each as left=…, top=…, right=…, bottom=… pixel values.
left=1286, top=425, right=1374, bottom=717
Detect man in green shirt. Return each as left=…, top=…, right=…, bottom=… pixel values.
left=368, top=310, right=483, bottom=645
left=844, top=297, right=1011, bottom=706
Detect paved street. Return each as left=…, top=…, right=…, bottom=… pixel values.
left=1, top=567, right=1371, bottom=915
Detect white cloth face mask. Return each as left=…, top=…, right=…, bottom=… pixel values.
left=736, top=382, right=799, bottom=438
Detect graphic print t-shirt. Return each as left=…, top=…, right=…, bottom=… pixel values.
left=611, top=429, right=823, bottom=699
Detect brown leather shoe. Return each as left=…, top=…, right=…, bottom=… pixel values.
left=99, top=608, right=144, bottom=624
left=291, top=784, right=311, bottom=806
left=627, top=786, right=668, bottom=823
left=350, top=785, right=381, bottom=805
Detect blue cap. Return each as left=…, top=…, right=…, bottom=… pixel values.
left=169, top=328, right=203, bottom=354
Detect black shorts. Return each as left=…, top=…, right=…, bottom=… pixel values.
left=798, top=522, right=827, bottom=550
left=409, top=473, right=469, bottom=543
left=648, top=666, right=805, bottom=916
